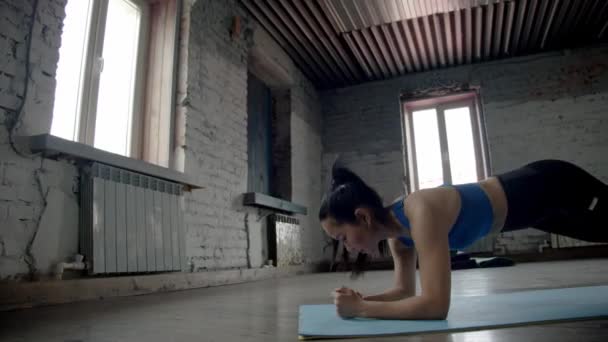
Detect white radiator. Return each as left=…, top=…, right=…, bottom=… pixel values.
left=270, top=214, right=304, bottom=267
left=80, top=162, right=186, bottom=274
left=551, top=234, right=606, bottom=249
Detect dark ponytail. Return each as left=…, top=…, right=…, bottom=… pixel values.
left=319, top=162, right=389, bottom=224
left=319, top=161, right=388, bottom=278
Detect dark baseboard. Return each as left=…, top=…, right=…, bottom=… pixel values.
left=347, top=246, right=608, bottom=271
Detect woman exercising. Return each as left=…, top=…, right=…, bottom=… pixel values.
left=319, top=160, right=607, bottom=320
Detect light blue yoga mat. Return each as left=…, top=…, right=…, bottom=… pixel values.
left=299, top=285, right=608, bottom=340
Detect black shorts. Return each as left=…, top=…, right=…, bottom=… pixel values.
left=496, top=160, right=607, bottom=242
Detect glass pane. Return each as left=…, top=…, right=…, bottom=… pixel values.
left=445, top=106, right=478, bottom=184
left=51, top=0, right=93, bottom=141
left=94, top=0, right=141, bottom=156
left=412, top=109, right=443, bottom=189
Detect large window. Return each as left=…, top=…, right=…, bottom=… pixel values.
left=51, top=0, right=180, bottom=166
left=403, top=92, right=488, bottom=191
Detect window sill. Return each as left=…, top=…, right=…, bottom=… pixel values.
left=242, top=192, right=307, bottom=215
left=20, top=134, right=204, bottom=190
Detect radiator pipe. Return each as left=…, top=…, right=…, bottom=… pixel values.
left=55, top=254, right=86, bottom=280
left=538, top=240, right=551, bottom=253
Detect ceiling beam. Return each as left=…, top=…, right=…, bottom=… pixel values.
left=276, top=0, right=353, bottom=84
left=241, top=0, right=322, bottom=84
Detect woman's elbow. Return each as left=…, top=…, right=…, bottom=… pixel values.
left=425, top=299, right=450, bottom=320
left=429, top=308, right=449, bottom=320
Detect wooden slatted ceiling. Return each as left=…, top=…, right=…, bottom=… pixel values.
left=241, top=0, right=608, bottom=89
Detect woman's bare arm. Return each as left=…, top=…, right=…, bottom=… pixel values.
left=356, top=194, right=452, bottom=319
left=363, top=239, right=417, bottom=302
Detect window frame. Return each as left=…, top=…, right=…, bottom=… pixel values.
left=55, top=0, right=150, bottom=158
left=141, top=0, right=182, bottom=167
left=402, top=91, right=489, bottom=192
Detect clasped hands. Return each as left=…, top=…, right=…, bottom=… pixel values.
left=331, top=286, right=365, bottom=318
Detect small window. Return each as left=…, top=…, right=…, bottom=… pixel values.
left=51, top=0, right=180, bottom=166
left=403, top=92, right=488, bottom=191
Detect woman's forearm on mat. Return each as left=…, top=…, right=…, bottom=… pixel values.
left=359, top=295, right=449, bottom=320
left=363, top=288, right=414, bottom=302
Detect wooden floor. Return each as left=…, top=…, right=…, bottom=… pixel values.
left=1, top=259, right=607, bottom=341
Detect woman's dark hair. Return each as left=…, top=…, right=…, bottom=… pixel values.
left=319, top=161, right=388, bottom=278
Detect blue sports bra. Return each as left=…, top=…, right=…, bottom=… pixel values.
left=391, top=183, right=494, bottom=250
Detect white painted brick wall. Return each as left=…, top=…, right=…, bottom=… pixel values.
left=322, top=46, right=608, bottom=254
left=0, top=0, right=326, bottom=280
left=251, top=24, right=326, bottom=263
left=0, top=0, right=79, bottom=281
left=291, top=82, right=325, bottom=263
left=179, top=0, right=325, bottom=270
left=181, top=0, right=252, bottom=271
